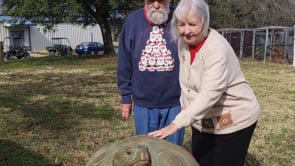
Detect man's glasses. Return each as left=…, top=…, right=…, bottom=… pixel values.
left=147, top=0, right=169, bottom=4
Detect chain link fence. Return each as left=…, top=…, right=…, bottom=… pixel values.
left=217, top=26, right=295, bottom=65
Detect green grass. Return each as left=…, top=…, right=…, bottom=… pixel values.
left=0, top=55, right=294, bottom=166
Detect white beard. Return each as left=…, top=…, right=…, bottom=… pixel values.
left=147, top=8, right=169, bottom=25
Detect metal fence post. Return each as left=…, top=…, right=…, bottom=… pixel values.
left=293, top=25, right=295, bottom=67
left=264, top=27, right=269, bottom=63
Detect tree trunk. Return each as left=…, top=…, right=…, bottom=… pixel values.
left=99, top=17, right=115, bottom=55
left=101, top=23, right=115, bottom=54
left=0, top=41, right=4, bottom=63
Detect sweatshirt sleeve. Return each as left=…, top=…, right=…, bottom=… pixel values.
left=116, top=22, right=133, bottom=104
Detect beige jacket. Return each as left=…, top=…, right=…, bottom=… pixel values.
left=172, top=29, right=260, bottom=134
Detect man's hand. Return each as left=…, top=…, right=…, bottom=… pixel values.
left=148, top=123, right=178, bottom=139
left=120, top=104, right=132, bottom=121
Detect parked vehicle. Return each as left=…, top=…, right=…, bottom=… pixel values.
left=4, top=46, right=30, bottom=61
left=3, top=36, right=30, bottom=61
left=75, top=42, right=104, bottom=55
left=46, top=37, right=73, bottom=56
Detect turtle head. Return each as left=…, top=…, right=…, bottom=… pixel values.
left=113, top=145, right=151, bottom=166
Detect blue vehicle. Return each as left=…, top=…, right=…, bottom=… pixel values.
left=75, top=42, right=104, bottom=55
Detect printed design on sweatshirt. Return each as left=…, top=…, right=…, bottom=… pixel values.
left=139, top=25, right=175, bottom=72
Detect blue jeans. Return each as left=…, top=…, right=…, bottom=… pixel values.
left=134, top=105, right=185, bottom=146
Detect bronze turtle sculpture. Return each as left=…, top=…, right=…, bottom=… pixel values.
left=86, top=135, right=199, bottom=166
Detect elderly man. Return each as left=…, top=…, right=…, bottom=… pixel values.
left=117, top=0, right=184, bottom=146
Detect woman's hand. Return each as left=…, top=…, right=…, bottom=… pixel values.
left=120, top=104, right=132, bottom=121
left=148, top=123, right=178, bottom=139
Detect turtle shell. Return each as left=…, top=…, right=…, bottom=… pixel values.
left=86, top=135, right=199, bottom=166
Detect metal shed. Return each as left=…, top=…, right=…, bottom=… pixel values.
left=30, top=23, right=103, bottom=52
left=0, top=16, right=103, bottom=53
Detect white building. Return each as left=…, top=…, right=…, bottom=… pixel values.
left=0, top=17, right=103, bottom=53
